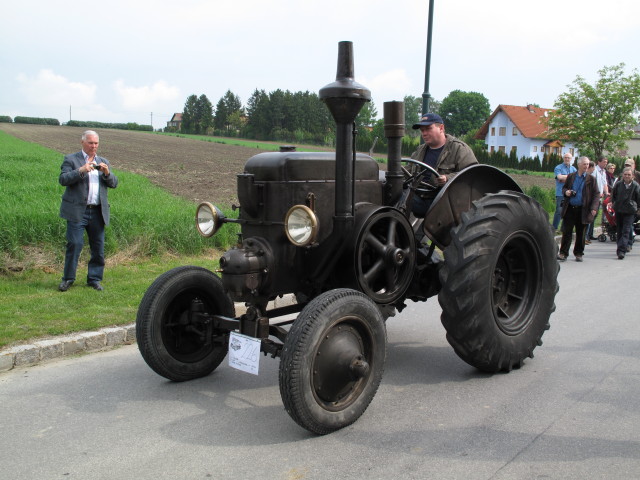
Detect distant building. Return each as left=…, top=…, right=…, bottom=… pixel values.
left=624, top=124, right=640, bottom=158
left=475, top=105, right=578, bottom=161
left=167, top=113, right=182, bottom=130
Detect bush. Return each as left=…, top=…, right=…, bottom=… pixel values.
left=66, top=120, right=153, bottom=132
left=14, top=116, right=60, bottom=125
left=524, top=185, right=555, bottom=217
left=0, top=115, right=12, bottom=123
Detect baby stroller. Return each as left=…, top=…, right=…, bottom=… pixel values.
left=597, top=195, right=617, bottom=242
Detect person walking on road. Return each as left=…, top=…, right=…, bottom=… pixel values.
left=557, top=156, right=600, bottom=262
left=552, top=153, right=576, bottom=231
left=58, top=130, right=118, bottom=291
left=611, top=166, right=640, bottom=259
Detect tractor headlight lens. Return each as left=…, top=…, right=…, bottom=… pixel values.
left=285, top=205, right=318, bottom=246
left=196, top=202, right=224, bottom=237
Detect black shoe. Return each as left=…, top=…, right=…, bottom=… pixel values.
left=618, top=253, right=625, bottom=259
left=88, top=282, right=104, bottom=291
left=58, top=280, right=74, bottom=292
left=589, top=236, right=597, bottom=240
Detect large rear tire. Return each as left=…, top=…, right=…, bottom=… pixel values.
left=136, top=266, right=235, bottom=381
left=279, top=289, right=387, bottom=434
left=439, top=192, right=558, bottom=373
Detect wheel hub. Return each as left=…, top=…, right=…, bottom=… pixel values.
left=313, top=324, right=369, bottom=404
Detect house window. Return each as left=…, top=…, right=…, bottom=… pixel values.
left=491, top=127, right=495, bottom=136
left=498, top=146, right=505, bottom=153
left=553, top=147, right=559, bottom=155
left=490, top=146, right=495, bottom=153
left=499, top=127, right=506, bottom=136
left=532, top=146, right=538, bottom=152
left=512, top=127, right=519, bottom=136
left=511, top=146, right=517, bottom=154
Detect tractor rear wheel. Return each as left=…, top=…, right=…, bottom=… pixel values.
left=438, top=191, right=558, bottom=373
left=279, top=289, right=387, bottom=434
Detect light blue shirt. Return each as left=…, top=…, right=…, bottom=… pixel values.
left=555, top=162, right=576, bottom=197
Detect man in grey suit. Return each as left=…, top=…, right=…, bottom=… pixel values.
left=58, top=130, right=118, bottom=291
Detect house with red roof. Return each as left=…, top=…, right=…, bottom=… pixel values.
left=475, top=105, right=579, bottom=161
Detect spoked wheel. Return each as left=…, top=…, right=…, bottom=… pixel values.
left=279, top=289, right=387, bottom=435
left=598, top=233, right=607, bottom=242
left=439, top=192, right=559, bottom=373
left=355, top=208, right=415, bottom=304
left=136, top=266, right=235, bottom=381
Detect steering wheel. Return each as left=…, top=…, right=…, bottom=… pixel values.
left=401, top=158, right=440, bottom=194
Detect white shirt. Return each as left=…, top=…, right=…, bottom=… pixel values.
left=82, top=151, right=100, bottom=205
left=592, top=165, right=607, bottom=194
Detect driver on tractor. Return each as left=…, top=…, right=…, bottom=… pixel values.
left=409, top=113, right=478, bottom=217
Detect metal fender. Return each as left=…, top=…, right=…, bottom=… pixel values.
left=423, top=164, right=523, bottom=249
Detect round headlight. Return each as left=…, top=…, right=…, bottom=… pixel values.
left=196, top=202, right=224, bottom=237
left=285, top=205, right=318, bottom=246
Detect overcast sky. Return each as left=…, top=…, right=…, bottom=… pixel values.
left=1, top=0, right=639, bottom=129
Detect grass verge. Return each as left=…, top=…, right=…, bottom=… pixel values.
left=0, top=253, right=219, bottom=349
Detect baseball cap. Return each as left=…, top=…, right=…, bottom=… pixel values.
left=412, top=113, right=444, bottom=129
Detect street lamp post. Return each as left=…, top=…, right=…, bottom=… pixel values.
left=422, top=0, right=434, bottom=116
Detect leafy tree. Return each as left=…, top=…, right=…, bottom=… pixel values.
left=355, top=100, right=378, bottom=128
left=181, top=94, right=198, bottom=134
left=439, top=90, right=491, bottom=137
left=214, top=90, right=242, bottom=132
left=546, top=63, right=640, bottom=159
left=245, top=89, right=270, bottom=139
left=195, top=94, right=213, bottom=134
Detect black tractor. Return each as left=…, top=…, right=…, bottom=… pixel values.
left=136, top=41, right=559, bottom=435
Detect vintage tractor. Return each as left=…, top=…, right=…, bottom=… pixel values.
left=136, top=41, right=559, bottom=435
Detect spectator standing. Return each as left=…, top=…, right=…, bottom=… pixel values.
left=585, top=156, right=609, bottom=244
left=557, top=156, right=600, bottom=262
left=619, top=159, right=640, bottom=249
left=606, top=163, right=617, bottom=190
left=58, top=130, right=118, bottom=292
left=552, top=153, right=576, bottom=231
left=611, top=167, right=640, bottom=259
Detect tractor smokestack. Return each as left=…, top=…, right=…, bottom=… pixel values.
left=319, top=41, right=371, bottom=219
left=384, top=101, right=405, bottom=206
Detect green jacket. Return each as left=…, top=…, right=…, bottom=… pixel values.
left=410, top=134, right=478, bottom=189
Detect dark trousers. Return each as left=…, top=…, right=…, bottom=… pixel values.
left=63, top=206, right=105, bottom=284
left=552, top=196, right=563, bottom=229
left=616, top=212, right=635, bottom=255
left=560, top=205, right=586, bottom=257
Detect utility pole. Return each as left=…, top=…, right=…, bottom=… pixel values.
left=150, top=112, right=153, bottom=129
left=422, top=0, right=435, bottom=116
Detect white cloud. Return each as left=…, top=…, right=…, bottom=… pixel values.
left=16, top=69, right=96, bottom=107
left=113, top=80, right=181, bottom=111
left=361, top=69, right=414, bottom=104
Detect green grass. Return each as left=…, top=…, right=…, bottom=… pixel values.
left=0, top=255, right=218, bottom=349
left=0, top=131, right=239, bottom=349
left=0, top=131, right=239, bottom=267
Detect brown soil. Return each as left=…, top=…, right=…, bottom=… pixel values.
left=0, top=124, right=553, bottom=206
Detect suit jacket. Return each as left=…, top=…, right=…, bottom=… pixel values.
left=561, top=171, right=600, bottom=224
left=59, top=151, right=118, bottom=225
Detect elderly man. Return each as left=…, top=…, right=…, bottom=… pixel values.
left=58, top=130, right=118, bottom=291
left=585, top=156, right=609, bottom=243
left=557, top=156, right=600, bottom=262
left=552, top=153, right=576, bottom=230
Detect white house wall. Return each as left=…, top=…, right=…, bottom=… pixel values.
left=481, top=110, right=578, bottom=161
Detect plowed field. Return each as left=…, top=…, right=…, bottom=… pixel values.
left=0, top=123, right=552, bottom=206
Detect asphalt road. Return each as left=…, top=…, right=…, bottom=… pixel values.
left=1, top=240, right=639, bottom=480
